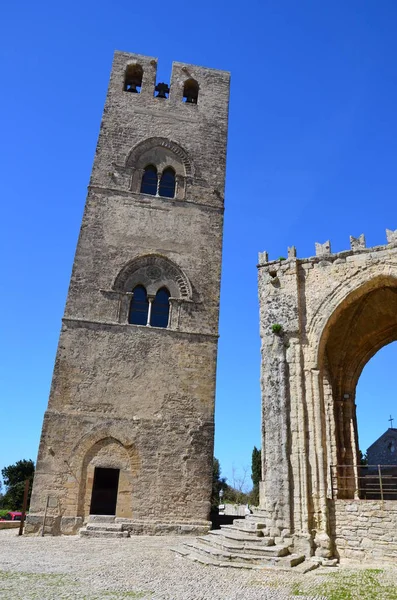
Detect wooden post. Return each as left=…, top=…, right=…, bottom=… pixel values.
left=41, top=496, right=50, bottom=537
left=18, top=479, right=30, bottom=536
left=378, top=465, right=384, bottom=508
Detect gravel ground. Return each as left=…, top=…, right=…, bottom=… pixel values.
left=1, top=529, right=397, bottom=599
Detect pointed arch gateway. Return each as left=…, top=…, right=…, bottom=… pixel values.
left=64, top=429, right=140, bottom=521
left=257, top=240, right=397, bottom=560
left=316, top=274, right=397, bottom=499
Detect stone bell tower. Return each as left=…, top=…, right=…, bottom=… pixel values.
left=26, top=51, right=230, bottom=536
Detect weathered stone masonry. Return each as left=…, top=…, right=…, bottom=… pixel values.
left=258, top=231, right=397, bottom=559
left=26, top=52, right=230, bottom=535
left=333, top=500, right=397, bottom=561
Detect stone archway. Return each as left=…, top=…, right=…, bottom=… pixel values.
left=78, top=437, right=135, bottom=519
left=63, top=427, right=140, bottom=522
left=258, top=232, right=397, bottom=559
left=318, top=275, right=397, bottom=500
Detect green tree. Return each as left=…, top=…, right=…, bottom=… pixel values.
left=211, top=457, right=228, bottom=510
left=359, top=450, right=368, bottom=466
left=250, top=446, right=261, bottom=506
left=1, top=459, right=35, bottom=510
left=222, top=464, right=250, bottom=504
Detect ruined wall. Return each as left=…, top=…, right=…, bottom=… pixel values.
left=27, top=51, right=230, bottom=535
left=334, top=500, right=397, bottom=561
left=258, top=230, right=397, bottom=558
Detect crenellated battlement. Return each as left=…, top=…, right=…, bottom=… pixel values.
left=258, top=228, right=397, bottom=267
left=109, top=51, right=230, bottom=112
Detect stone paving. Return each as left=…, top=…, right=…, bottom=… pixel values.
left=1, top=530, right=397, bottom=599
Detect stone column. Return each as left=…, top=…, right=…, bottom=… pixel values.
left=310, top=368, right=333, bottom=558
left=260, top=333, right=292, bottom=538
left=288, top=338, right=312, bottom=555
left=146, top=296, right=154, bottom=326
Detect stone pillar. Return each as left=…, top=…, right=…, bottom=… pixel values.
left=260, top=334, right=291, bottom=537
left=288, top=338, right=312, bottom=555
left=310, top=368, right=332, bottom=558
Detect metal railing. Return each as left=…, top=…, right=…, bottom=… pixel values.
left=330, top=464, right=397, bottom=502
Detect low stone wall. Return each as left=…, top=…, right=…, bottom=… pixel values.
left=25, top=514, right=210, bottom=536
left=334, top=499, right=397, bottom=561
left=118, top=520, right=210, bottom=536
left=221, top=504, right=249, bottom=517
left=25, top=515, right=83, bottom=535
left=0, top=521, right=20, bottom=530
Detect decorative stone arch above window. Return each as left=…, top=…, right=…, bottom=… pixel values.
left=126, top=137, right=194, bottom=200
left=113, top=254, right=193, bottom=329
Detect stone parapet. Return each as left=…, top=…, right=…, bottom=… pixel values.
left=258, top=229, right=397, bottom=267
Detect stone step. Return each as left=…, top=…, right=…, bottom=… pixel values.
left=219, top=524, right=269, bottom=538
left=85, top=523, right=124, bottom=532
left=172, top=545, right=306, bottom=571
left=278, top=554, right=306, bottom=568
left=184, top=541, right=290, bottom=566
left=208, top=529, right=274, bottom=545
left=197, top=536, right=274, bottom=556
left=198, top=535, right=283, bottom=556
left=87, top=515, right=116, bottom=523
left=79, top=528, right=129, bottom=539
left=233, top=518, right=267, bottom=530
left=171, top=547, right=265, bottom=570
left=207, top=533, right=275, bottom=548
left=293, top=560, right=320, bottom=574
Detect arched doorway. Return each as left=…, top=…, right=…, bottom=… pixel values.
left=258, top=238, right=397, bottom=559
left=356, top=341, right=397, bottom=459
left=78, top=437, right=135, bottom=519
left=319, top=276, right=397, bottom=499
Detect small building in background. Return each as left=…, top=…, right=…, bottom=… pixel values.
left=367, top=428, right=397, bottom=466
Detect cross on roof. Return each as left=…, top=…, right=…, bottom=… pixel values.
left=389, top=415, right=394, bottom=428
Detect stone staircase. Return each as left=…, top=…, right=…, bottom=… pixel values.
left=79, top=515, right=129, bottom=538
left=172, top=513, right=315, bottom=571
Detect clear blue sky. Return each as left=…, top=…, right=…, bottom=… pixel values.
left=2, top=0, right=397, bottom=487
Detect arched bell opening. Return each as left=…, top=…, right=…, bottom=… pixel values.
left=318, top=276, right=397, bottom=499
left=124, top=64, right=143, bottom=93
left=183, top=78, right=199, bottom=104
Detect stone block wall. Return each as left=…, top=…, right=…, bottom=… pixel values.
left=334, top=500, right=397, bottom=561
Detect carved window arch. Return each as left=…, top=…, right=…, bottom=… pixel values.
left=126, top=137, right=193, bottom=201
left=114, top=254, right=192, bottom=329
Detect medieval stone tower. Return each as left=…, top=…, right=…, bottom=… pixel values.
left=26, top=51, right=230, bottom=536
